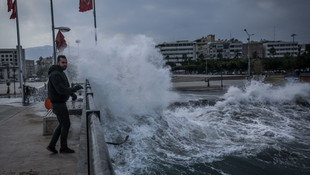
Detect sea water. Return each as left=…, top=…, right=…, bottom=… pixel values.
left=74, top=34, right=310, bottom=175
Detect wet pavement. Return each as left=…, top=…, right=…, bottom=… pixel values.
left=0, top=101, right=81, bottom=175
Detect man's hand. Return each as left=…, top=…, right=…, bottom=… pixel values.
left=72, top=84, right=83, bottom=92
left=71, top=93, right=77, bottom=101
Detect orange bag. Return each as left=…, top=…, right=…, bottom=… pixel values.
left=44, top=98, right=52, bottom=110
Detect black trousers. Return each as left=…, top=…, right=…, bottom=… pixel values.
left=48, top=103, right=70, bottom=149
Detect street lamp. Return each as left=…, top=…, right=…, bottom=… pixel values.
left=244, top=29, right=254, bottom=77
left=291, top=34, right=296, bottom=43
left=50, top=0, right=71, bottom=64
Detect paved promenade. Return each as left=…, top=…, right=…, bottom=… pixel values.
left=0, top=99, right=81, bottom=175
left=172, top=74, right=248, bottom=89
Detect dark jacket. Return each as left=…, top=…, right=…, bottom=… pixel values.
left=48, top=65, right=74, bottom=103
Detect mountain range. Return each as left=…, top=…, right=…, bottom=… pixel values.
left=25, top=45, right=53, bottom=60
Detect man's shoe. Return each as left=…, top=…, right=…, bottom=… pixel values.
left=59, top=147, right=75, bottom=153
left=46, top=146, right=58, bottom=154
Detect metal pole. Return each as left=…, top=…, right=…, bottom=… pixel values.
left=13, top=68, right=16, bottom=95
left=93, top=0, right=97, bottom=45
left=244, top=29, right=253, bottom=78
left=220, top=52, right=223, bottom=88
left=247, top=38, right=250, bottom=77
left=15, top=0, right=25, bottom=103
left=205, top=59, right=207, bottom=75
left=50, top=0, right=56, bottom=64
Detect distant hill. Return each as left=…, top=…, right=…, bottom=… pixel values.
left=25, top=45, right=53, bottom=60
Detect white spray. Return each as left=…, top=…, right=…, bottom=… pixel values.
left=76, top=34, right=178, bottom=118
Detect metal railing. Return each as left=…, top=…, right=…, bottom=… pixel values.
left=24, top=84, right=48, bottom=103
left=85, top=79, right=115, bottom=175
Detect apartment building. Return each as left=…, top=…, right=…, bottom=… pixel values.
left=0, top=47, right=25, bottom=82
left=195, top=35, right=243, bottom=59
left=263, top=41, right=299, bottom=58
left=203, top=40, right=243, bottom=59
left=25, top=60, right=35, bottom=78
left=157, top=35, right=304, bottom=61
left=242, top=42, right=265, bottom=58
left=156, top=40, right=197, bottom=62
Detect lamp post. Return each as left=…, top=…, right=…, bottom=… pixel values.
left=217, top=49, right=223, bottom=88
left=291, top=34, right=296, bottom=43
left=291, top=34, right=297, bottom=56
left=244, top=29, right=254, bottom=77
left=50, top=0, right=71, bottom=64
left=13, top=67, right=16, bottom=95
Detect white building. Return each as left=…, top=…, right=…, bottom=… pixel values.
left=0, top=47, right=26, bottom=82
left=229, top=41, right=243, bottom=58
left=206, top=40, right=243, bottom=59
left=156, top=40, right=197, bottom=62
left=195, top=35, right=243, bottom=59
left=263, top=41, right=299, bottom=58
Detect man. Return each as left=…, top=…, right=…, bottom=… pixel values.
left=46, top=55, right=83, bottom=154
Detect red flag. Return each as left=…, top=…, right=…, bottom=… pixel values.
left=7, top=0, right=13, bottom=12
left=56, top=30, right=67, bottom=51
left=9, top=0, right=16, bottom=19
left=79, top=0, right=92, bottom=12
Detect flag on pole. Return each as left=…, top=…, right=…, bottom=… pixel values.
left=79, top=0, right=92, bottom=12
left=56, top=30, right=67, bottom=51
left=9, top=0, right=16, bottom=19
left=7, top=0, right=13, bottom=12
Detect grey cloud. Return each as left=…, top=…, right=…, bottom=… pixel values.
left=1, top=0, right=309, bottom=48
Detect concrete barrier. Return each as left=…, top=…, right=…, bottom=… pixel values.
left=77, top=79, right=115, bottom=175
left=42, top=110, right=57, bottom=136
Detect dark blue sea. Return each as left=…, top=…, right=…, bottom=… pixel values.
left=95, top=81, right=310, bottom=175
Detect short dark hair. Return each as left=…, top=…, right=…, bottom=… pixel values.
left=57, top=55, right=67, bottom=63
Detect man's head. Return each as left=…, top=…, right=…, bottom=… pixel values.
left=57, top=55, right=67, bottom=70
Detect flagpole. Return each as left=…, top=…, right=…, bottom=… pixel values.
left=15, top=0, right=25, bottom=103
left=50, top=0, right=56, bottom=64
left=93, top=0, right=97, bottom=45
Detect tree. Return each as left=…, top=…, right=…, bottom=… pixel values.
left=252, top=51, right=258, bottom=58
left=252, top=59, right=263, bottom=74
left=198, top=53, right=204, bottom=61
left=269, top=47, right=276, bottom=58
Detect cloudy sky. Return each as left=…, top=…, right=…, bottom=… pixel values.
left=1, top=0, right=310, bottom=48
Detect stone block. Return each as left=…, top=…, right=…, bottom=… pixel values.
left=43, top=110, right=58, bottom=136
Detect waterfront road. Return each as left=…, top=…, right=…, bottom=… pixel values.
left=0, top=101, right=80, bottom=175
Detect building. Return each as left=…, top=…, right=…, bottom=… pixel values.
left=263, top=41, right=299, bottom=58
left=228, top=39, right=243, bottom=59
left=0, top=47, right=26, bottom=82
left=299, top=44, right=310, bottom=55
left=242, top=42, right=265, bottom=58
left=206, top=41, right=229, bottom=59
left=25, top=60, right=35, bottom=78
left=195, top=35, right=243, bottom=59
left=205, top=40, right=243, bottom=59
left=36, top=56, right=53, bottom=78
left=195, top=34, right=215, bottom=59
left=156, top=40, right=197, bottom=62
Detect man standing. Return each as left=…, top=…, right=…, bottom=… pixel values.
left=46, top=55, right=83, bottom=154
